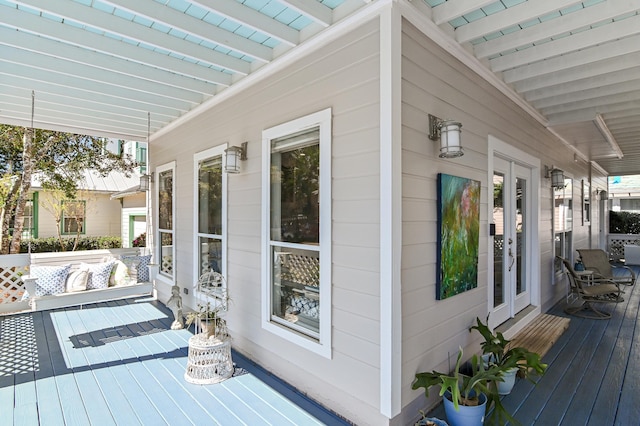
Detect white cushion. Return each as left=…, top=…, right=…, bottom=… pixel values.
left=109, top=260, right=131, bottom=287
left=66, top=269, right=89, bottom=292
left=81, top=261, right=115, bottom=290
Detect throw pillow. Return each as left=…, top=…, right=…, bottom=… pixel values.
left=66, top=269, right=89, bottom=292
left=109, top=259, right=131, bottom=287
left=122, top=254, right=152, bottom=282
left=31, top=264, right=71, bottom=296
left=81, top=261, right=115, bottom=290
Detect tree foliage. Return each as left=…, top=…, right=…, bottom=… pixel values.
left=0, top=124, right=137, bottom=253
left=610, top=210, right=640, bottom=234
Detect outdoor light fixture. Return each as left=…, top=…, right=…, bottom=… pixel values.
left=598, top=189, right=608, bottom=201
left=545, top=165, right=565, bottom=189
left=428, top=114, right=463, bottom=158
left=224, top=142, right=247, bottom=174
left=139, top=174, right=152, bottom=191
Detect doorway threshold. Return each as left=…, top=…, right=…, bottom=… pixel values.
left=494, top=305, right=540, bottom=340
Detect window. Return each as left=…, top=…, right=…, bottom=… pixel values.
left=61, top=200, right=86, bottom=235
left=9, top=192, right=38, bottom=239
left=194, top=146, right=226, bottom=282
left=137, top=145, right=148, bottom=174
left=554, top=177, right=573, bottom=274
left=157, top=162, right=175, bottom=280
left=262, top=108, right=331, bottom=357
left=582, top=180, right=590, bottom=225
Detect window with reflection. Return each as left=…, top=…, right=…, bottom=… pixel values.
left=262, top=108, right=331, bottom=355
left=157, top=164, right=174, bottom=278
left=554, top=177, right=573, bottom=274
left=197, top=150, right=223, bottom=276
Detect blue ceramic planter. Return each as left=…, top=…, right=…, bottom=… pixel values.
left=443, top=391, right=486, bottom=426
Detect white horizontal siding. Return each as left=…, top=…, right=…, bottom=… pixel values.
left=400, top=17, right=599, bottom=418
left=151, top=19, right=385, bottom=425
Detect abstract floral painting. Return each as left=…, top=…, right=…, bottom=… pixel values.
left=437, top=173, right=481, bottom=300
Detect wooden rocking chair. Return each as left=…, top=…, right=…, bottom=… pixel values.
left=557, top=256, right=623, bottom=320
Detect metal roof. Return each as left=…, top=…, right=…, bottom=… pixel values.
left=1, top=0, right=639, bottom=174
left=31, top=169, right=141, bottom=193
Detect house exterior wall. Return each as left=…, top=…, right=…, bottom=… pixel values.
left=151, top=19, right=386, bottom=425
left=147, top=7, right=610, bottom=424
left=398, top=19, right=607, bottom=423
left=36, top=191, right=123, bottom=239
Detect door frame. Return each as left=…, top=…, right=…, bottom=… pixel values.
left=488, top=135, right=541, bottom=330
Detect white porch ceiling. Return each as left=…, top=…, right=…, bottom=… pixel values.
left=1, top=0, right=639, bottom=175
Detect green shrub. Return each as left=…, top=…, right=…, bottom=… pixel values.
left=610, top=211, right=640, bottom=234
left=20, top=236, right=122, bottom=253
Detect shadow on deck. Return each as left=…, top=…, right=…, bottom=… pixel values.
left=0, top=299, right=351, bottom=425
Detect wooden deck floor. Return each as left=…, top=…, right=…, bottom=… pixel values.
left=0, top=299, right=350, bottom=426
left=429, top=265, right=640, bottom=425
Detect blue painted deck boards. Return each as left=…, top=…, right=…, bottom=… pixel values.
left=428, top=265, right=640, bottom=425
left=1, top=298, right=349, bottom=426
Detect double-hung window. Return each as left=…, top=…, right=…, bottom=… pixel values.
left=194, top=146, right=226, bottom=281
left=157, top=162, right=175, bottom=281
left=262, top=109, right=332, bottom=357
left=61, top=200, right=86, bottom=235
left=554, top=177, right=573, bottom=275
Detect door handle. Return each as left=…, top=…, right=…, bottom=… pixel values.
left=508, top=248, right=515, bottom=271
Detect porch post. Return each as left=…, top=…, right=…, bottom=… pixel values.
left=380, top=3, right=402, bottom=419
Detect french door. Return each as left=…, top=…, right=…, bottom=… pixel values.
left=492, top=156, right=532, bottom=325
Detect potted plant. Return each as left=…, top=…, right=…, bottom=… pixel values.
left=185, top=271, right=230, bottom=340
left=470, top=316, right=547, bottom=396
left=412, top=347, right=503, bottom=426
left=185, top=300, right=229, bottom=339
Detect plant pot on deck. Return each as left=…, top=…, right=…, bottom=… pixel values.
left=443, top=391, right=486, bottom=426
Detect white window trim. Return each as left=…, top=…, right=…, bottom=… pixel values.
left=193, top=144, right=228, bottom=297
left=155, top=161, right=176, bottom=285
left=261, top=108, right=332, bottom=359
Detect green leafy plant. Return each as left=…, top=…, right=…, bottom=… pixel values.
left=470, top=316, right=547, bottom=380
left=412, top=347, right=502, bottom=411
left=185, top=301, right=228, bottom=339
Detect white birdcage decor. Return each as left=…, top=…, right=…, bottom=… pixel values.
left=184, top=271, right=233, bottom=384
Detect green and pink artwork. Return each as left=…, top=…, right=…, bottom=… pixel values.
left=437, top=173, right=481, bottom=300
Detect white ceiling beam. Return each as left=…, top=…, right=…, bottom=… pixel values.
left=8, top=0, right=249, bottom=77
left=431, top=0, right=494, bottom=25
left=490, top=14, right=640, bottom=72
left=0, top=98, right=150, bottom=131
left=0, top=114, right=146, bottom=140
left=0, top=86, right=175, bottom=125
left=541, top=89, right=640, bottom=116
left=0, top=79, right=180, bottom=120
left=504, top=33, right=640, bottom=85
left=525, top=68, right=640, bottom=103
left=0, top=99, right=150, bottom=137
left=279, top=0, right=333, bottom=27
left=0, top=5, right=246, bottom=82
left=191, top=0, right=299, bottom=46
left=101, top=0, right=273, bottom=62
left=1, top=46, right=206, bottom=105
left=532, top=79, right=640, bottom=110
left=547, top=100, right=640, bottom=125
left=455, top=0, right=583, bottom=43
left=0, top=27, right=217, bottom=95
left=475, top=0, right=640, bottom=59
left=595, top=114, right=624, bottom=159
left=0, top=63, right=195, bottom=114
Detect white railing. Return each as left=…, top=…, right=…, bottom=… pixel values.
left=0, top=254, right=31, bottom=313
left=608, top=233, right=640, bottom=262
